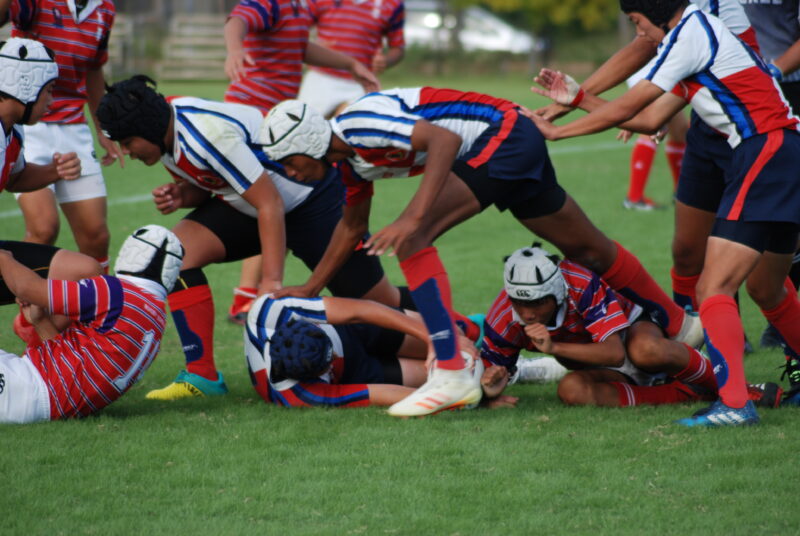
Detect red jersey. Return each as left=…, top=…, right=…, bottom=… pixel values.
left=11, top=0, right=115, bottom=124
left=0, top=125, right=25, bottom=193
left=224, top=0, right=313, bottom=112
left=481, top=260, right=641, bottom=371
left=25, top=276, right=167, bottom=419
left=307, top=0, right=404, bottom=80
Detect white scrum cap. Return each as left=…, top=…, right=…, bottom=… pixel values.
left=259, top=99, right=333, bottom=161
left=115, top=225, right=184, bottom=291
left=0, top=38, right=58, bottom=106
left=503, top=245, right=566, bottom=305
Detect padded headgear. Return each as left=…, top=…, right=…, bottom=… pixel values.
left=0, top=38, right=58, bottom=123
left=269, top=319, right=334, bottom=381
left=620, top=0, right=686, bottom=28
left=504, top=243, right=566, bottom=305
left=97, top=75, right=171, bottom=153
left=115, top=225, right=184, bottom=291
left=259, top=99, right=332, bottom=161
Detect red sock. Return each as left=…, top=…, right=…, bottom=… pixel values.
left=700, top=295, right=748, bottom=408
left=761, top=277, right=800, bottom=356
left=611, top=381, right=706, bottom=406
left=670, top=268, right=699, bottom=311
left=627, top=137, right=657, bottom=201
left=230, top=286, right=257, bottom=314
left=453, top=311, right=480, bottom=341
left=95, top=255, right=110, bottom=275
left=168, top=285, right=218, bottom=380
left=602, top=242, right=685, bottom=337
left=665, top=140, right=686, bottom=190
left=673, top=345, right=717, bottom=393
left=399, top=247, right=463, bottom=370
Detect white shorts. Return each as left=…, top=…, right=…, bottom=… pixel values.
left=17, top=122, right=106, bottom=203
left=0, top=350, right=50, bottom=424
left=298, top=69, right=366, bottom=118
left=605, top=356, right=665, bottom=387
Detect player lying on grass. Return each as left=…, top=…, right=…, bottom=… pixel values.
left=243, top=295, right=506, bottom=408
left=97, top=75, right=410, bottom=401
left=0, top=225, right=183, bottom=424
left=258, top=93, right=701, bottom=417
left=525, top=0, right=800, bottom=426
left=477, top=245, right=782, bottom=409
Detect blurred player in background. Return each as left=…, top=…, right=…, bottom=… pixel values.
left=222, top=0, right=382, bottom=324
left=478, top=245, right=781, bottom=408
left=299, top=0, right=405, bottom=118
left=0, top=225, right=183, bottom=424
left=1, top=0, right=123, bottom=271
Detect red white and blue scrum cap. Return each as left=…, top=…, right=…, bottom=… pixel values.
left=269, top=319, right=334, bottom=381
left=115, top=225, right=184, bottom=292
left=0, top=37, right=58, bottom=106
left=259, top=99, right=332, bottom=161
left=504, top=244, right=566, bottom=305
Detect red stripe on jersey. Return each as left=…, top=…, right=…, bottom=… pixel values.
left=727, top=129, right=784, bottom=220
left=738, top=27, right=759, bottom=54
left=11, top=0, right=115, bottom=124
left=720, top=67, right=799, bottom=135
left=340, top=161, right=374, bottom=206
left=467, top=108, right=518, bottom=168
left=0, top=130, right=22, bottom=192
left=224, top=0, right=312, bottom=111
left=419, top=87, right=518, bottom=111
left=29, top=277, right=166, bottom=419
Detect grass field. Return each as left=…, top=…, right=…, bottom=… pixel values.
left=2, top=74, right=799, bottom=535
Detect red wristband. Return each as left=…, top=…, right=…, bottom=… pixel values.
left=569, top=88, right=585, bottom=108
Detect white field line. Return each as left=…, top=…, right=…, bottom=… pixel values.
left=0, top=142, right=628, bottom=220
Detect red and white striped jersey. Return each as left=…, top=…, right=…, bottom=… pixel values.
left=307, top=0, right=404, bottom=80
left=224, top=0, right=313, bottom=113
left=10, top=0, right=114, bottom=125
left=25, top=275, right=167, bottom=419
left=480, top=260, right=641, bottom=370
left=0, top=125, right=25, bottom=193
left=647, top=4, right=799, bottom=148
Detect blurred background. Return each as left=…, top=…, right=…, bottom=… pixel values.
left=36, top=0, right=634, bottom=83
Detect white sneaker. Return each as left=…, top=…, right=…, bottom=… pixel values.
left=388, top=354, right=482, bottom=417
left=672, top=310, right=704, bottom=349
left=511, top=356, right=567, bottom=384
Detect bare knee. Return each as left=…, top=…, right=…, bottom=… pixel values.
left=627, top=333, right=669, bottom=371
left=745, top=278, right=785, bottom=310
left=72, top=223, right=110, bottom=258
left=24, top=218, right=60, bottom=245
left=557, top=372, right=594, bottom=406
left=50, top=250, right=103, bottom=280
left=562, top=239, right=617, bottom=275
left=671, top=236, right=704, bottom=276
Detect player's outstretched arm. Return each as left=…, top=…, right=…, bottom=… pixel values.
left=224, top=16, right=253, bottom=82
left=273, top=200, right=372, bottom=299
left=304, top=42, right=380, bottom=92
left=323, top=296, right=429, bottom=343
left=241, top=173, right=287, bottom=295
left=0, top=250, right=49, bottom=307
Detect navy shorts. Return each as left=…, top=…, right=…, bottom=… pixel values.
left=184, top=169, right=385, bottom=298
left=335, top=323, right=405, bottom=384
left=0, top=241, right=59, bottom=305
left=453, top=112, right=564, bottom=219
left=718, top=129, right=800, bottom=224
left=675, top=114, right=731, bottom=212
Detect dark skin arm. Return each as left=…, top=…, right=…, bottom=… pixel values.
left=524, top=323, right=626, bottom=367
left=0, top=250, right=49, bottom=307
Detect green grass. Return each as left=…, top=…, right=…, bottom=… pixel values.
left=2, top=76, right=798, bottom=535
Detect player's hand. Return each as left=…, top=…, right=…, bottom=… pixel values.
left=350, top=60, right=380, bottom=93
left=18, top=299, right=47, bottom=325
left=152, top=182, right=183, bottom=214
left=651, top=125, right=668, bottom=144
left=524, top=323, right=554, bottom=354
left=617, top=129, right=633, bottom=143
left=98, top=134, right=125, bottom=168
left=371, top=51, right=387, bottom=75
left=482, top=394, right=519, bottom=409
left=225, top=48, right=255, bottom=82
left=53, top=152, right=81, bottom=181
left=526, top=112, right=561, bottom=141
left=480, top=365, right=509, bottom=399
left=364, top=215, right=418, bottom=256
left=531, top=68, right=581, bottom=106
left=271, top=284, right=318, bottom=299
left=534, top=102, right=573, bottom=122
